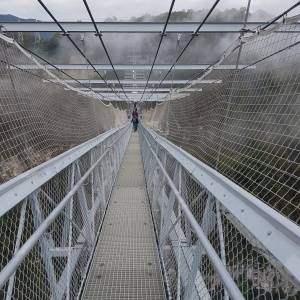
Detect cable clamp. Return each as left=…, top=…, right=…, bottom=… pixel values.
left=0, top=24, right=9, bottom=36
left=240, top=28, right=255, bottom=33
left=282, top=14, right=287, bottom=24
left=95, top=32, right=102, bottom=37
left=61, top=31, right=70, bottom=36
left=160, top=32, right=167, bottom=37
left=191, top=31, right=199, bottom=37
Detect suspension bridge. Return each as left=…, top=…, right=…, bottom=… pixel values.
left=0, top=0, right=300, bottom=299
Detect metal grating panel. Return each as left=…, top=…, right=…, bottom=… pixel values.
left=82, top=133, right=165, bottom=299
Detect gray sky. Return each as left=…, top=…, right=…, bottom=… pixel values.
left=1, top=0, right=300, bottom=22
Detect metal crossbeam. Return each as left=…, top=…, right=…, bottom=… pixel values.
left=46, top=79, right=221, bottom=84
left=95, top=93, right=191, bottom=100
left=12, top=64, right=256, bottom=70
left=78, top=87, right=202, bottom=92
left=0, top=126, right=124, bottom=218
left=141, top=124, right=300, bottom=290
left=0, top=124, right=131, bottom=295
left=1, top=22, right=284, bottom=33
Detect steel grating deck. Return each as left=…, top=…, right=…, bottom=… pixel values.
left=82, top=132, right=165, bottom=300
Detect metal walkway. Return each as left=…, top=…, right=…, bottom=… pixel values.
left=82, top=132, right=165, bottom=300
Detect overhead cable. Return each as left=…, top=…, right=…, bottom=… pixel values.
left=178, top=1, right=300, bottom=92
left=139, top=0, right=176, bottom=101
left=0, top=28, right=114, bottom=100
left=83, top=0, right=129, bottom=101
left=0, top=59, right=64, bottom=87
left=19, top=45, right=114, bottom=99
left=142, top=0, right=220, bottom=102
left=37, top=0, right=124, bottom=101
left=261, top=1, right=300, bottom=30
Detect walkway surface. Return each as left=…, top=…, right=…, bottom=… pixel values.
left=82, top=132, right=165, bottom=300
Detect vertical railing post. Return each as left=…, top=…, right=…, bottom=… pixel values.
left=90, top=149, right=96, bottom=237
left=29, top=191, right=58, bottom=300
left=75, top=162, right=94, bottom=247
left=66, top=163, right=75, bottom=300
left=176, top=163, right=182, bottom=300
left=215, top=199, right=229, bottom=300
left=6, top=199, right=28, bottom=300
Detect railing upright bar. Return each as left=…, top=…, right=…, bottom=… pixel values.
left=0, top=126, right=128, bottom=290
left=140, top=125, right=244, bottom=299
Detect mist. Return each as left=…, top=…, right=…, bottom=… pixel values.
left=24, top=7, right=275, bottom=84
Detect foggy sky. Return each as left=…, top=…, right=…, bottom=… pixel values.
left=2, top=0, right=300, bottom=22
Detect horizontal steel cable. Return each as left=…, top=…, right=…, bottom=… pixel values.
left=143, top=0, right=220, bottom=102
left=18, top=45, right=114, bottom=101
left=83, top=0, right=130, bottom=102
left=37, top=0, right=124, bottom=101
left=139, top=0, right=176, bottom=101
left=177, top=1, right=300, bottom=92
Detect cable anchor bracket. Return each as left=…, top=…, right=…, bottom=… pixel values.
left=240, top=27, right=255, bottom=33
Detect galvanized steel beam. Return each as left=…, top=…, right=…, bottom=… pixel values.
left=140, top=124, right=245, bottom=299
left=1, top=22, right=291, bottom=33
left=141, top=124, right=300, bottom=288
left=78, top=87, right=202, bottom=92
left=46, top=79, right=221, bottom=84
left=12, top=64, right=256, bottom=70
left=0, top=124, right=131, bottom=290
left=0, top=125, right=128, bottom=218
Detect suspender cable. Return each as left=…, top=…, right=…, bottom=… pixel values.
left=261, top=1, right=300, bottom=30
left=37, top=0, right=124, bottom=101
left=1, top=28, right=113, bottom=101
left=177, top=1, right=300, bottom=92
left=142, top=0, right=220, bottom=102
left=83, top=0, right=129, bottom=102
left=0, top=59, right=113, bottom=104
left=0, top=59, right=67, bottom=88
left=19, top=46, right=112, bottom=101
left=139, top=0, right=176, bottom=101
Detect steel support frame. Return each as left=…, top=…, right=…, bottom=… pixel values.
left=1, top=22, right=290, bottom=33
left=139, top=125, right=244, bottom=299
left=140, top=123, right=300, bottom=291
left=148, top=153, right=219, bottom=299
left=0, top=125, right=128, bottom=218
left=45, top=79, right=222, bottom=84
left=11, top=64, right=256, bottom=70
left=29, top=191, right=62, bottom=300
left=0, top=124, right=131, bottom=299
left=5, top=199, right=28, bottom=300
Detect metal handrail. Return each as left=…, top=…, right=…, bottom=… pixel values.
left=0, top=124, right=129, bottom=218
left=141, top=123, right=300, bottom=259
left=140, top=124, right=244, bottom=299
left=0, top=124, right=130, bottom=290
left=140, top=122, right=300, bottom=296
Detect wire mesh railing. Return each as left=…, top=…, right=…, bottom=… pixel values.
left=0, top=32, right=128, bottom=184
left=0, top=6, right=299, bottom=300
left=0, top=123, right=131, bottom=300
left=139, top=123, right=300, bottom=300
left=141, top=13, right=300, bottom=226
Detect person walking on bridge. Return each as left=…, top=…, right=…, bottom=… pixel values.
left=131, top=108, right=139, bottom=132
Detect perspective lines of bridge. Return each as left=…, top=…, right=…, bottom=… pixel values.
left=1, top=1, right=300, bottom=300
left=83, top=133, right=165, bottom=299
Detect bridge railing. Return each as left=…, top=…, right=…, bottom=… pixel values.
left=141, top=13, right=300, bottom=228
left=0, top=32, right=128, bottom=186
left=0, top=124, right=131, bottom=300
left=139, top=123, right=300, bottom=300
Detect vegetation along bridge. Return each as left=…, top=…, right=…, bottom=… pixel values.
left=0, top=0, right=300, bottom=299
